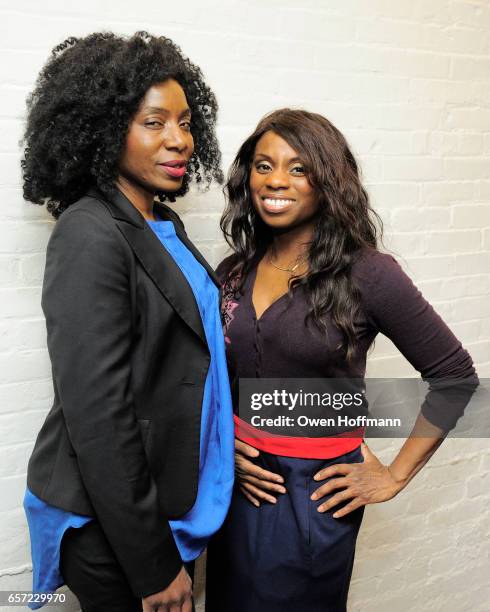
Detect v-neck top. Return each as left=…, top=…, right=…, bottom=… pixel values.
left=250, top=263, right=293, bottom=322
left=217, top=247, right=477, bottom=457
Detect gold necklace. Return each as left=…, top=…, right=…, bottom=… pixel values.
left=268, top=253, right=305, bottom=273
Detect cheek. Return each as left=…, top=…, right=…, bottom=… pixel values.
left=249, top=171, right=262, bottom=195
left=188, top=133, right=195, bottom=156
left=299, top=183, right=319, bottom=210
left=121, top=132, right=146, bottom=172
left=305, top=193, right=320, bottom=213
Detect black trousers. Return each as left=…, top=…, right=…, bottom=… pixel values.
left=60, top=521, right=194, bottom=612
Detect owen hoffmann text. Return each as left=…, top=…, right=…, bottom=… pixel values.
left=250, top=414, right=402, bottom=428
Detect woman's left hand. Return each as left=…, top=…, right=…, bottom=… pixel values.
left=311, top=442, right=405, bottom=518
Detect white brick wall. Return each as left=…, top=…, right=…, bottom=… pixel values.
left=0, top=1, right=489, bottom=611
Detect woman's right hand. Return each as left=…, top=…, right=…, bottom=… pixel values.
left=141, top=566, right=192, bottom=611
left=235, top=438, right=286, bottom=506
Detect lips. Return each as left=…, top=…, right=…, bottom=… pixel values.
left=158, top=159, right=187, bottom=178
left=261, top=196, right=295, bottom=213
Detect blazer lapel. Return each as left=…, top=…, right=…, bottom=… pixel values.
left=153, top=202, right=221, bottom=288
left=89, top=188, right=207, bottom=346
left=119, top=222, right=207, bottom=345
left=176, top=228, right=221, bottom=287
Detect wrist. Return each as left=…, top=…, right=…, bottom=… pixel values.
left=387, top=464, right=409, bottom=491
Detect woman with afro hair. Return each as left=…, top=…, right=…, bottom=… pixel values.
left=22, top=32, right=234, bottom=612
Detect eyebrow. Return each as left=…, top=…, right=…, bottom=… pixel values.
left=142, top=106, right=191, bottom=117
left=254, top=153, right=302, bottom=163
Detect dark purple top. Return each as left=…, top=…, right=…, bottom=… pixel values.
left=217, top=248, right=477, bottom=430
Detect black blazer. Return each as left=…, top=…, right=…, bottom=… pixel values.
left=27, top=188, right=220, bottom=597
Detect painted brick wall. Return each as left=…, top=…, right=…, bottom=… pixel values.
left=0, top=1, right=489, bottom=611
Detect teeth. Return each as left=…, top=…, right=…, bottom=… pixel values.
left=263, top=198, right=294, bottom=206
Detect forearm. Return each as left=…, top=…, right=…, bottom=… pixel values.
left=388, top=413, right=445, bottom=488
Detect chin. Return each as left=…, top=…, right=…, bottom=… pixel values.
left=154, top=180, right=185, bottom=197
left=163, top=179, right=185, bottom=191
left=257, top=212, right=295, bottom=229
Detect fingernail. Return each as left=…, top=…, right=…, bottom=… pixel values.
left=333, top=512, right=339, bottom=518
left=274, top=476, right=284, bottom=483
left=310, top=493, right=317, bottom=500
left=277, top=487, right=286, bottom=494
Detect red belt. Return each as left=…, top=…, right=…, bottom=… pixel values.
left=234, top=415, right=364, bottom=459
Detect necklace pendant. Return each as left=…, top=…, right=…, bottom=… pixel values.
left=268, top=256, right=301, bottom=273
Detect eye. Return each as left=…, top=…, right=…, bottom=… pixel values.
left=255, top=162, right=272, bottom=172
left=145, top=120, right=163, bottom=128
left=180, top=120, right=192, bottom=131
left=291, top=165, right=305, bottom=175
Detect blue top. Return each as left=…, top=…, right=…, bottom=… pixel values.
left=24, top=219, right=234, bottom=608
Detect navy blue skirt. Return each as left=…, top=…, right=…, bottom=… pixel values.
left=206, top=446, right=364, bottom=612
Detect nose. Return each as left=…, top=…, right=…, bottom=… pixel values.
left=266, top=168, right=290, bottom=190
left=163, top=122, right=188, bottom=153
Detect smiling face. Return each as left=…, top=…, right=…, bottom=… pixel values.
left=118, top=78, right=194, bottom=196
left=249, top=130, right=319, bottom=233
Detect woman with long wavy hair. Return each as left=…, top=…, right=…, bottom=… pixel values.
left=205, top=109, right=477, bottom=612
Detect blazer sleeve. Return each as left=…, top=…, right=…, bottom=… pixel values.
left=42, top=208, right=182, bottom=597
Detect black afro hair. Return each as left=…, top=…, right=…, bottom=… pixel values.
left=22, top=31, right=223, bottom=218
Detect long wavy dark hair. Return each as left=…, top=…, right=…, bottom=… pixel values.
left=22, top=31, right=223, bottom=218
left=220, top=108, right=383, bottom=361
